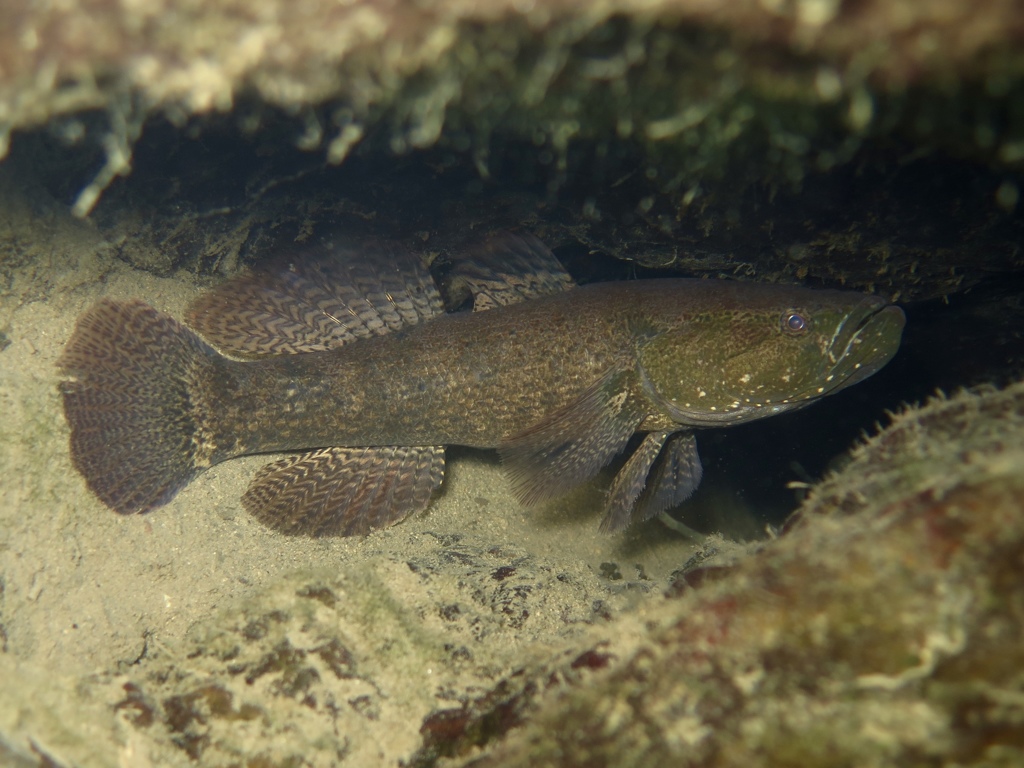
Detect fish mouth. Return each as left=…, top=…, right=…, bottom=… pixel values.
left=821, top=299, right=905, bottom=396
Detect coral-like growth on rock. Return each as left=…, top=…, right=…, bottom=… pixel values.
left=445, top=383, right=1024, bottom=766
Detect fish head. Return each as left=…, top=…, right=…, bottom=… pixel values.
left=636, top=284, right=906, bottom=427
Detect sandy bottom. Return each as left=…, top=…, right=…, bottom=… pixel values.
left=0, top=173, right=721, bottom=765
left=0, top=235, right=701, bottom=667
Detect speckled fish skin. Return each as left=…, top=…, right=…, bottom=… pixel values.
left=59, top=234, right=905, bottom=536
left=197, top=280, right=901, bottom=458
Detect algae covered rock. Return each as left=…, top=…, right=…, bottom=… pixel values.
left=0, top=1, right=1022, bottom=766
left=2, top=0, right=1023, bottom=300
left=434, top=383, right=1024, bottom=766
left=66, top=534, right=642, bottom=767
left=7, top=382, right=1016, bottom=767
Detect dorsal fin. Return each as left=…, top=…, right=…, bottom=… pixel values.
left=187, top=238, right=443, bottom=357
left=443, top=231, right=575, bottom=311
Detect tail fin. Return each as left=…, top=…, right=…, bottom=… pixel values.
left=59, top=298, right=219, bottom=514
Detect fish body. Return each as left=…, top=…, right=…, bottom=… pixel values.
left=60, top=234, right=905, bottom=536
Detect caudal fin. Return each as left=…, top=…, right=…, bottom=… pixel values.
left=59, top=298, right=219, bottom=514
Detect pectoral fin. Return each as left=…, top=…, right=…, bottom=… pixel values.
left=243, top=445, right=444, bottom=536
left=499, top=370, right=644, bottom=506
left=601, top=431, right=703, bottom=532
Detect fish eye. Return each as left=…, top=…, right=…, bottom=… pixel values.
left=782, top=311, right=808, bottom=334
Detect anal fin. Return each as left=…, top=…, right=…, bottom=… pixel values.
left=243, top=445, right=444, bottom=537
left=499, top=369, right=644, bottom=507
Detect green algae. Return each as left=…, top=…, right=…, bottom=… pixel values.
left=4, top=0, right=1023, bottom=303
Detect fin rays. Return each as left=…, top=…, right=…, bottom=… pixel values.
left=602, top=431, right=670, bottom=533
left=243, top=445, right=445, bottom=537
left=188, top=239, right=443, bottom=357
left=601, top=431, right=702, bottom=532
left=443, top=231, right=575, bottom=311
left=500, top=368, right=644, bottom=507
left=59, top=299, right=217, bottom=514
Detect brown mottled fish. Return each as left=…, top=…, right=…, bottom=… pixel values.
left=59, top=233, right=905, bottom=536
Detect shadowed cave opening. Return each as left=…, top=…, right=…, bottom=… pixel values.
left=13, top=111, right=1024, bottom=540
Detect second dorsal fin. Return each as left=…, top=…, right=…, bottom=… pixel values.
left=187, top=238, right=444, bottom=357
left=443, top=231, right=575, bottom=311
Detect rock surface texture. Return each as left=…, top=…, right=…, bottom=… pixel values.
left=0, top=0, right=1022, bottom=765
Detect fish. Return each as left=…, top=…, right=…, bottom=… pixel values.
left=58, top=232, right=905, bottom=536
